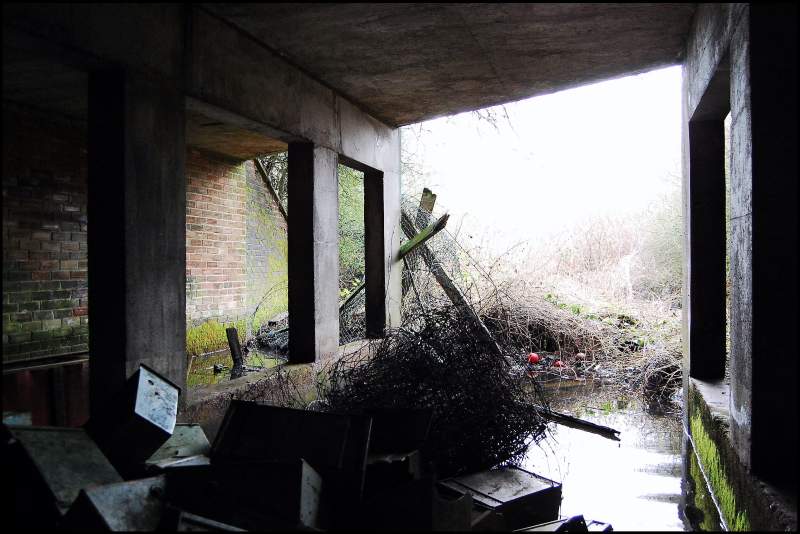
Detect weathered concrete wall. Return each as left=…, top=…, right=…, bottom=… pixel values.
left=2, top=103, right=89, bottom=362
left=683, top=0, right=797, bottom=498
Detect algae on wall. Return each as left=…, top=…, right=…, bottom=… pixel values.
left=689, top=407, right=750, bottom=531
left=245, top=160, right=289, bottom=336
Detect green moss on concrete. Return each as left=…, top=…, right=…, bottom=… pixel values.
left=687, top=442, right=723, bottom=530
left=690, top=408, right=751, bottom=531
left=186, top=319, right=247, bottom=358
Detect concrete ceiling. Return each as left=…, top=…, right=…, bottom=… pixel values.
left=203, top=3, right=696, bottom=127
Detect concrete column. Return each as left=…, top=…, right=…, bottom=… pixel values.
left=87, top=70, right=186, bottom=416
left=746, top=4, right=797, bottom=486
left=687, top=119, right=727, bottom=381
left=287, top=142, right=339, bottom=363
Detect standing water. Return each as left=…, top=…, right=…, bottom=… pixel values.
left=524, top=379, right=688, bottom=531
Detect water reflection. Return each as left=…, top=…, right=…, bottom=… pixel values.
left=187, top=348, right=285, bottom=387
left=523, top=380, right=687, bottom=531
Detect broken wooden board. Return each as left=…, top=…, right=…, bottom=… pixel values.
left=4, top=425, right=122, bottom=528
left=438, top=466, right=562, bottom=530
left=398, top=212, right=450, bottom=259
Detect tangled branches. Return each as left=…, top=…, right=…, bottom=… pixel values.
left=318, top=306, right=549, bottom=478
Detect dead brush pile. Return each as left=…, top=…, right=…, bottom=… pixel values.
left=316, top=306, right=550, bottom=478
left=474, top=280, right=683, bottom=405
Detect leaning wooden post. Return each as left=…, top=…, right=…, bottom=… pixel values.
left=400, top=209, right=506, bottom=360
left=226, top=327, right=245, bottom=379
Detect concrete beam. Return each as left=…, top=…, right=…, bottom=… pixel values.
left=88, top=70, right=186, bottom=414
left=287, top=143, right=339, bottom=363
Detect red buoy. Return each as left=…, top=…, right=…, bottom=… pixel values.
left=527, top=352, right=540, bottom=364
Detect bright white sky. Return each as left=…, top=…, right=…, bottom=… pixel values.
left=402, top=66, right=683, bottom=253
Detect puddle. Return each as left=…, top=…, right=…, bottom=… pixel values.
left=187, top=348, right=285, bottom=387
left=524, top=379, right=688, bottom=531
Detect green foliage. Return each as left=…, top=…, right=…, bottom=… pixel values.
left=636, top=174, right=683, bottom=300
left=338, top=164, right=365, bottom=293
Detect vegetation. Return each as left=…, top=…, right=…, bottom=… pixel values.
left=338, top=164, right=365, bottom=298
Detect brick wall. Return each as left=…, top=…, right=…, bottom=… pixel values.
left=2, top=108, right=288, bottom=362
left=185, top=149, right=289, bottom=338
left=2, top=103, right=89, bottom=363
left=185, top=148, right=248, bottom=325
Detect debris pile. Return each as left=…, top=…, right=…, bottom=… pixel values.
left=5, top=363, right=605, bottom=531
left=319, top=306, right=550, bottom=478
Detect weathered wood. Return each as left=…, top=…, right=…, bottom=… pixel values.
left=254, top=158, right=288, bottom=224
left=403, top=189, right=437, bottom=298
left=416, top=187, right=437, bottom=229
left=532, top=406, right=621, bottom=441
left=398, top=213, right=450, bottom=259
left=225, top=328, right=245, bottom=380
left=400, top=209, right=505, bottom=359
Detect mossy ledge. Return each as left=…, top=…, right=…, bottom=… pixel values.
left=186, top=319, right=247, bottom=359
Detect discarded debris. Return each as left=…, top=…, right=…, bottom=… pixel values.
left=63, top=475, right=167, bottom=531
left=516, top=514, right=614, bottom=532
left=438, top=465, right=562, bottom=531
left=4, top=426, right=122, bottom=529
left=318, top=306, right=550, bottom=478
left=84, top=364, right=180, bottom=477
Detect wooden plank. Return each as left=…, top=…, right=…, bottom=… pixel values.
left=400, top=209, right=505, bottom=359
left=398, top=213, right=450, bottom=259
left=532, top=406, right=621, bottom=441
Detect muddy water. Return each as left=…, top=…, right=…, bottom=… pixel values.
left=524, top=379, right=688, bottom=531
left=187, top=348, right=285, bottom=387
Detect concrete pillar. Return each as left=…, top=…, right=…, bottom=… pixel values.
left=287, top=142, right=339, bottom=363
left=87, top=70, right=186, bottom=416
left=745, top=4, right=797, bottom=486
left=687, top=119, right=727, bottom=381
